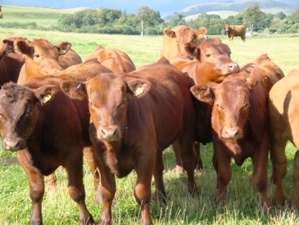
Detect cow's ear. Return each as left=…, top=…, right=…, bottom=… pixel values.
left=60, top=81, right=87, bottom=100
left=196, top=27, right=208, bottom=37
left=126, top=78, right=151, bottom=98
left=17, top=40, right=34, bottom=56
left=56, top=42, right=71, bottom=55
left=190, top=84, right=215, bottom=105
left=34, top=85, right=59, bottom=104
left=247, top=66, right=259, bottom=90
left=164, top=29, right=176, bottom=38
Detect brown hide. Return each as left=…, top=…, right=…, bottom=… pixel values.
left=191, top=56, right=284, bottom=210
left=224, top=24, right=246, bottom=41
left=0, top=82, right=94, bottom=224
left=61, top=59, right=197, bottom=224
left=269, top=69, right=299, bottom=208
left=160, top=25, right=208, bottom=60
left=85, top=45, right=136, bottom=74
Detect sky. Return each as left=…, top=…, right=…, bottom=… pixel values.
left=1, top=0, right=297, bottom=17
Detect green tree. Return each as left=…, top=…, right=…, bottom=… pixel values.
left=241, top=4, right=267, bottom=31
left=137, top=6, right=162, bottom=35
left=168, top=12, right=186, bottom=27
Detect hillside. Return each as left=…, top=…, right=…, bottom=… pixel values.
left=166, top=0, right=299, bottom=19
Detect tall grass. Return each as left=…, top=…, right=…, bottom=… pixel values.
left=0, top=24, right=299, bottom=224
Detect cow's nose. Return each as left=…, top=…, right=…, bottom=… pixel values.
left=224, top=128, right=239, bottom=139
left=227, top=63, right=240, bottom=73
left=2, top=138, right=22, bottom=151
left=99, top=126, right=120, bottom=142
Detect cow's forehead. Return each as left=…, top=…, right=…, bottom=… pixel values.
left=0, top=83, right=35, bottom=104
left=216, top=80, right=249, bottom=102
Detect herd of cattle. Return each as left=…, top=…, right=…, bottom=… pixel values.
left=0, top=25, right=298, bottom=224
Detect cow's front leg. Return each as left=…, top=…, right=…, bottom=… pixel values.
left=154, top=148, right=166, bottom=203
left=17, top=151, right=44, bottom=225
left=65, top=152, right=94, bottom=225
left=252, top=143, right=272, bottom=211
left=135, top=152, right=155, bottom=225
left=213, top=144, right=232, bottom=205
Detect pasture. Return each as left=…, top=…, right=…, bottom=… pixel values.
left=0, top=26, right=299, bottom=225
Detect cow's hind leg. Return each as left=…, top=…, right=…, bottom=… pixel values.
left=154, top=149, right=166, bottom=203
left=65, top=152, right=94, bottom=225
left=290, top=151, right=299, bottom=209
left=270, top=138, right=288, bottom=206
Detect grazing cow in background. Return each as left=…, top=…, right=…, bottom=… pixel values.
left=0, top=82, right=94, bottom=225
left=16, top=38, right=81, bottom=83
left=268, top=69, right=299, bottom=209
left=170, top=38, right=240, bottom=173
left=224, top=24, right=246, bottom=41
left=0, top=36, right=25, bottom=85
left=61, top=58, right=198, bottom=225
left=86, top=45, right=136, bottom=74
left=160, top=25, right=208, bottom=60
left=190, top=55, right=284, bottom=210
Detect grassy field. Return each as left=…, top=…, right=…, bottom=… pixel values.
left=1, top=6, right=299, bottom=224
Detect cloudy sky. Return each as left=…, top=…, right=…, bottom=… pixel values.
left=1, top=0, right=296, bottom=17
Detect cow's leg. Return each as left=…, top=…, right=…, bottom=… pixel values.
left=135, top=149, right=155, bottom=225
left=251, top=140, right=271, bottom=211
left=172, top=144, right=184, bottom=175
left=65, top=152, right=94, bottom=225
left=213, top=143, right=231, bottom=205
left=17, top=151, right=44, bottom=225
left=176, top=138, right=198, bottom=196
left=290, top=151, right=299, bottom=209
left=193, top=141, right=203, bottom=171
left=83, top=146, right=100, bottom=191
left=154, top=148, right=166, bottom=203
left=270, top=137, right=288, bottom=206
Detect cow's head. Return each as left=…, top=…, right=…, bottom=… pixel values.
left=192, top=38, right=240, bottom=83
left=0, top=82, right=58, bottom=151
left=17, top=38, right=71, bottom=75
left=163, top=26, right=207, bottom=58
left=191, top=66, right=259, bottom=141
left=61, top=74, right=151, bottom=142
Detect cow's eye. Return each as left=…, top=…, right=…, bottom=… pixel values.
left=89, top=100, right=93, bottom=106
left=34, top=54, right=40, bottom=58
left=216, top=103, right=223, bottom=110
left=205, top=54, right=211, bottom=58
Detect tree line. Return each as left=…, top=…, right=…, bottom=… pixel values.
left=1, top=4, right=299, bottom=35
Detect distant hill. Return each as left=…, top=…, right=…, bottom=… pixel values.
left=165, top=0, right=299, bottom=19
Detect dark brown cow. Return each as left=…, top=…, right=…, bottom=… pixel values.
left=16, top=38, right=81, bottom=84
left=0, top=82, right=94, bottom=225
left=160, top=25, right=208, bottom=60
left=170, top=38, right=240, bottom=173
left=269, top=69, right=299, bottom=209
left=190, top=55, right=284, bottom=210
left=224, top=24, right=246, bottom=41
left=86, top=45, right=136, bottom=74
left=61, top=58, right=198, bottom=225
left=0, top=36, right=25, bottom=85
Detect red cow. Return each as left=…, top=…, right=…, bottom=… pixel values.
left=0, top=81, right=94, bottom=225
left=61, top=58, right=198, bottom=225
left=0, top=36, right=25, bottom=84
left=190, top=55, right=284, bottom=210
left=16, top=38, right=81, bottom=84
left=269, top=69, right=299, bottom=209
left=86, top=45, right=136, bottom=74
left=170, top=38, right=240, bottom=173
left=160, top=25, right=208, bottom=60
left=224, top=24, right=246, bottom=41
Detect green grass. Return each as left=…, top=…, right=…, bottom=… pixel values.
left=1, top=6, right=299, bottom=224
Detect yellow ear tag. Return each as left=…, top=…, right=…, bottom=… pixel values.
left=134, top=87, right=144, bottom=96
left=43, top=94, right=52, bottom=103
